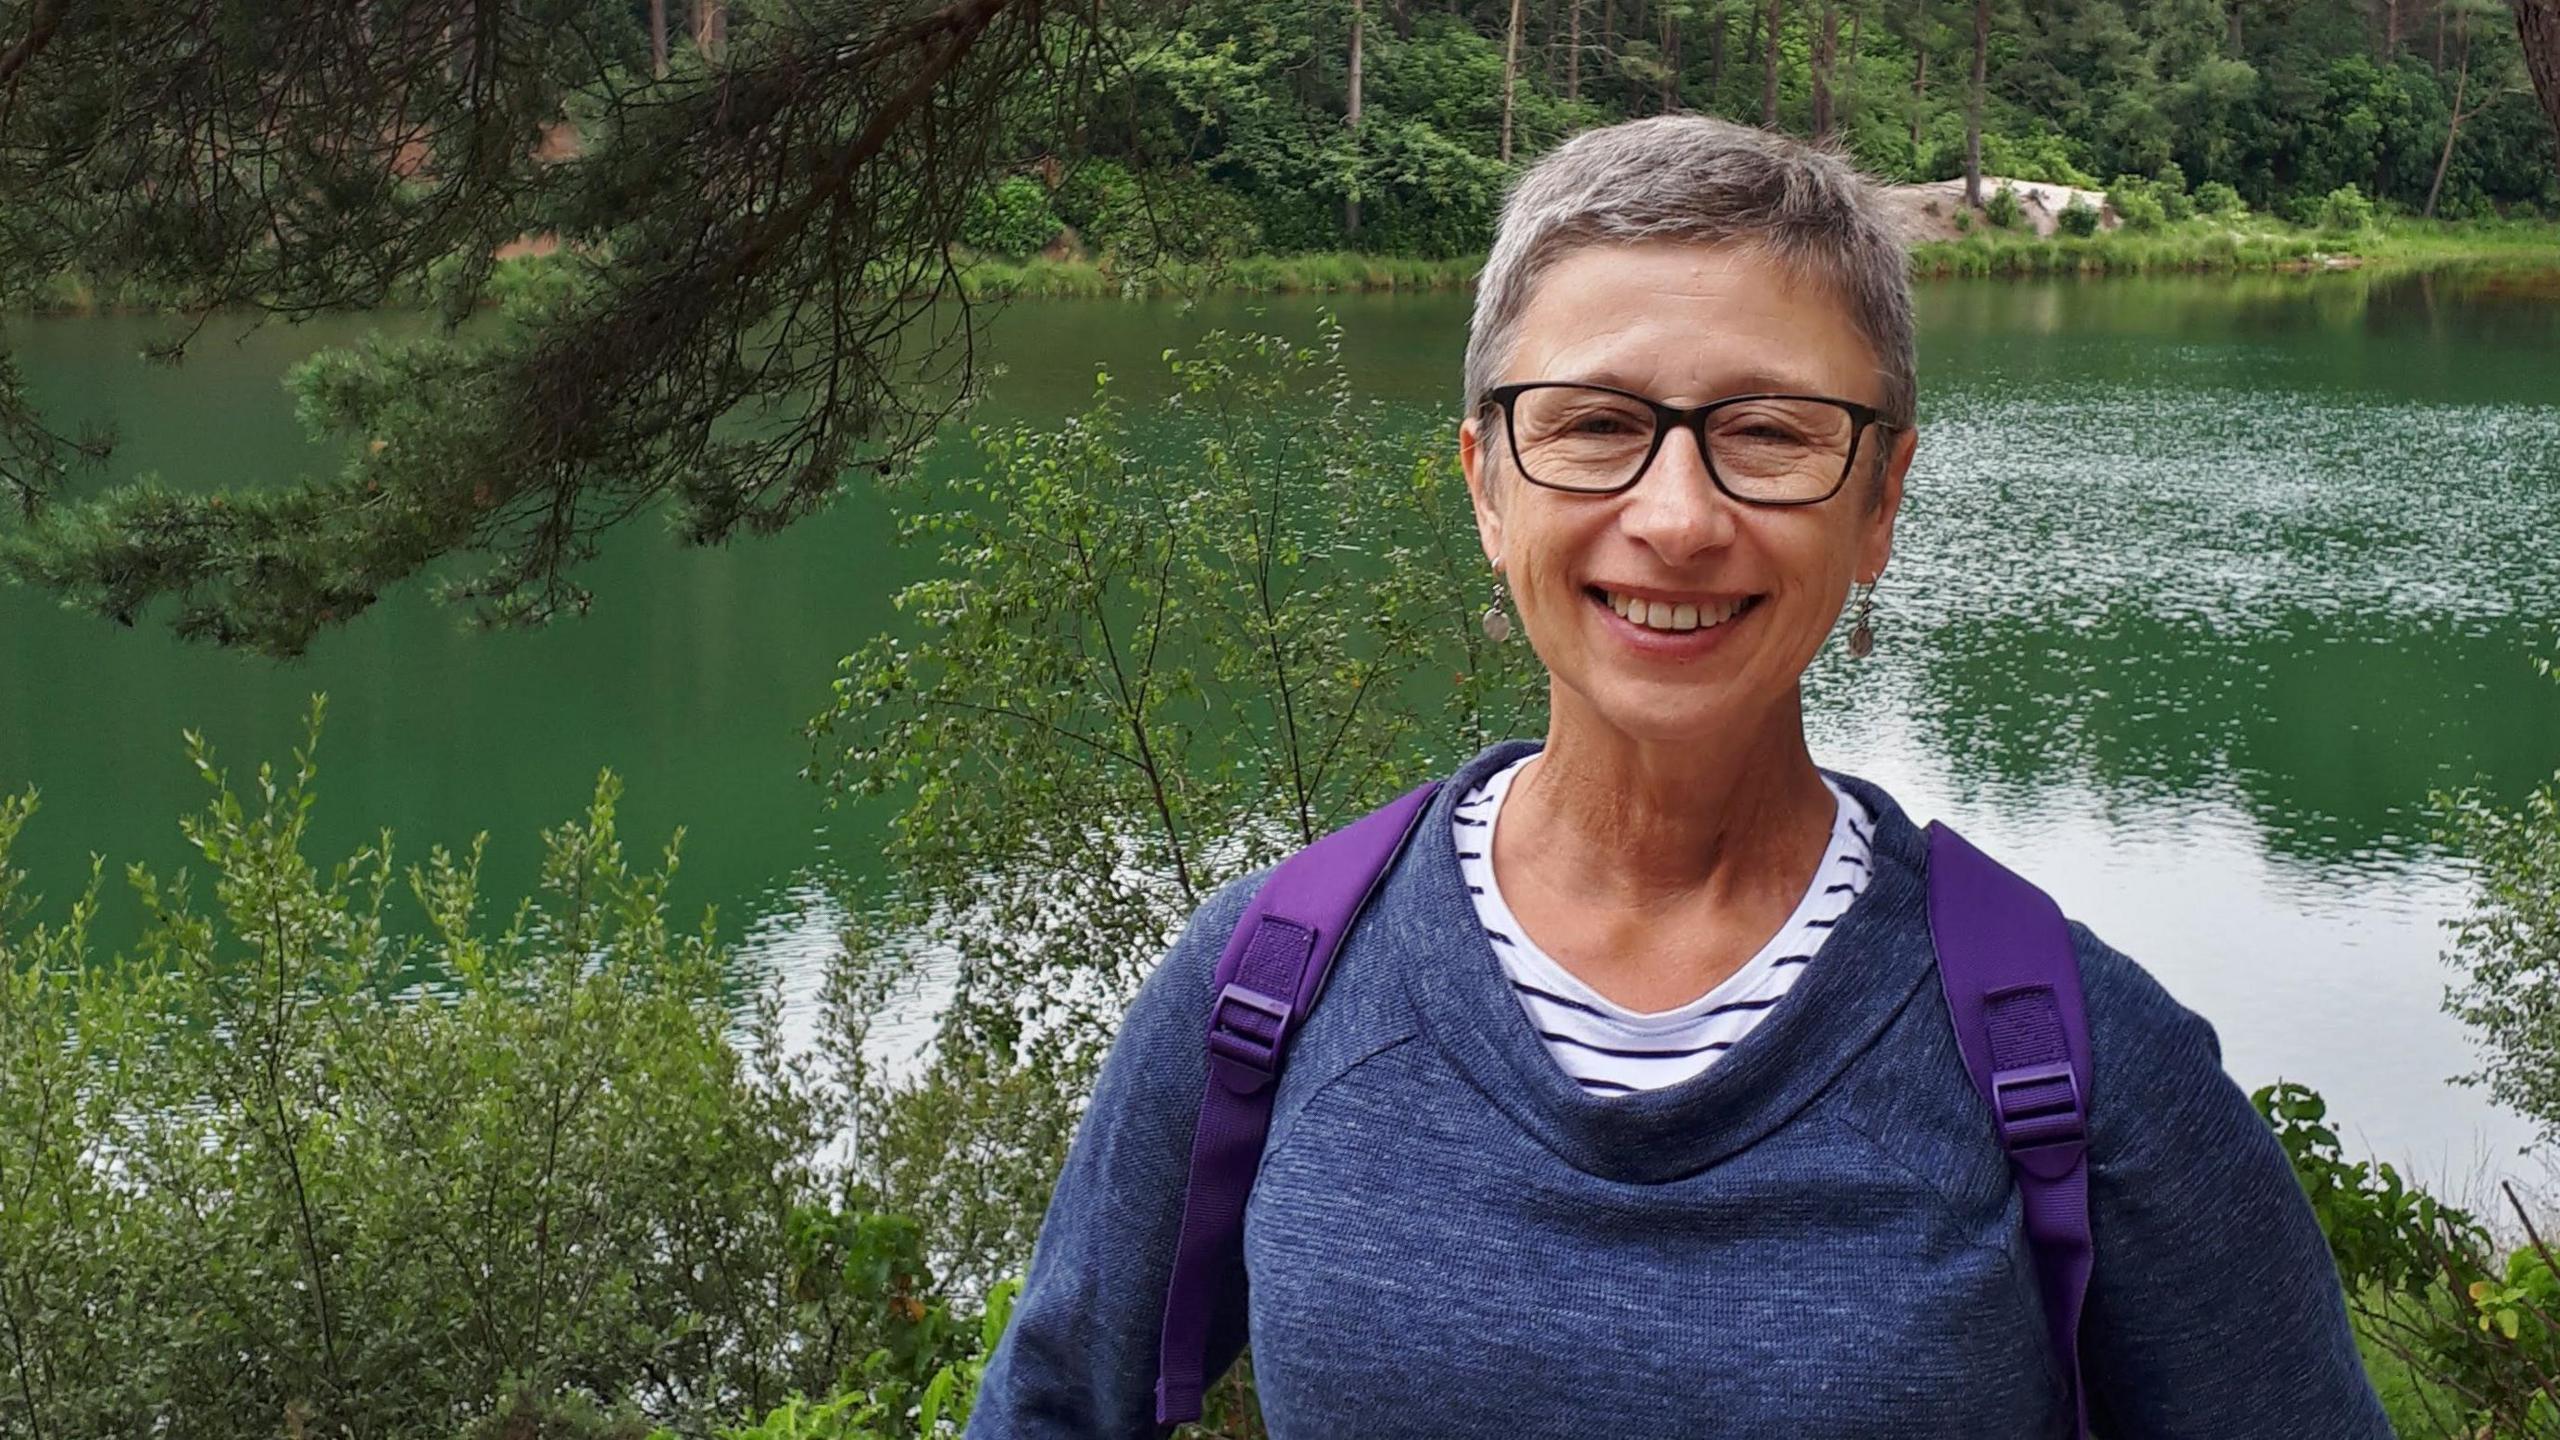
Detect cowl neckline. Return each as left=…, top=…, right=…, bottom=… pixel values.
left=1386, top=739, right=1942, bottom=1185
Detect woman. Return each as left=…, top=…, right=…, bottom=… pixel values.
left=967, top=116, right=2387, bottom=1438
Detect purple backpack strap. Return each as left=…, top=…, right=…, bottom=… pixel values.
left=1154, top=782, right=1442, bottom=1426
left=1926, top=821, right=2097, bottom=1440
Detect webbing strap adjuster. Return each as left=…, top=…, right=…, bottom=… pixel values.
left=1990, top=1059, right=2086, bottom=1152
left=1206, top=982, right=1293, bottom=1089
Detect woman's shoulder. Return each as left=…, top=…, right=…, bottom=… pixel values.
left=2065, top=921, right=2220, bottom=1063
left=1121, top=866, right=1274, bottom=1035
left=2057, top=919, right=2255, bottom=1168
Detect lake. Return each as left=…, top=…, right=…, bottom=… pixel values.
left=4, top=267, right=2557, bottom=1193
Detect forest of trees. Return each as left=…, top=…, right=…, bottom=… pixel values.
left=1010, top=0, right=2560, bottom=261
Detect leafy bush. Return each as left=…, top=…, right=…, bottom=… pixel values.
left=2255, top=1082, right=2560, bottom=1437
left=961, top=175, right=1064, bottom=260
left=2194, top=180, right=2247, bottom=217
left=1074, top=166, right=1263, bottom=266
left=2109, top=175, right=2168, bottom=231
left=1953, top=207, right=1975, bottom=235
left=2058, top=197, right=2102, bottom=236
left=0, top=700, right=970, bottom=1438
left=2319, top=183, right=2378, bottom=233
left=1984, top=183, right=2023, bottom=229
left=1976, top=128, right=2101, bottom=187
left=2154, top=162, right=2197, bottom=221
left=2441, top=658, right=2560, bottom=1147
left=688, top=1282, right=1019, bottom=1440
left=1051, top=158, right=1136, bottom=234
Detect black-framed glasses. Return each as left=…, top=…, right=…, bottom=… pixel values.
left=1479, top=381, right=1899, bottom=505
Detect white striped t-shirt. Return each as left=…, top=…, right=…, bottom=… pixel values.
left=1454, top=755, right=1876, bottom=1097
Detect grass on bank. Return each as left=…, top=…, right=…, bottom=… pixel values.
left=19, top=217, right=2555, bottom=315
left=1908, top=214, right=2560, bottom=278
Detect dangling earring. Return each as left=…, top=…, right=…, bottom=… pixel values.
left=1848, top=579, right=1877, bottom=659
left=1482, top=572, right=1514, bottom=643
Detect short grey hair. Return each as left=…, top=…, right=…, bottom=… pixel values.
left=1463, top=116, right=1915, bottom=432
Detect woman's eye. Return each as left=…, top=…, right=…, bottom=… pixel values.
left=1728, top=420, right=1809, bottom=443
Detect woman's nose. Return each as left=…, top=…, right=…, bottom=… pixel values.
left=1620, top=422, right=1738, bottom=564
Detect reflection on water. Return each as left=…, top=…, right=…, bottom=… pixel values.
left=4, top=267, right=2556, bottom=1187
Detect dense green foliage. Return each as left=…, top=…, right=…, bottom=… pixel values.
left=1022, top=0, right=2560, bottom=271
left=2259, top=1081, right=2560, bottom=1436
left=960, top=177, right=1066, bottom=261
left=0, top=700, right=999, bottom=1439
left=2442, top=657, right=2560, bottom=1149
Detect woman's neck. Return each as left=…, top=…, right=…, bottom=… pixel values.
left=1501, top=688, right=1836, bottom=916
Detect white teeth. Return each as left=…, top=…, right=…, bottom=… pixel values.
left=1601, top=589, right=1751, bottom=634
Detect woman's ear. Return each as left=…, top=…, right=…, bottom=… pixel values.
left=1860, top=425, right=1917, bottom=581
left=1459, top=414, right=1506, bottom=567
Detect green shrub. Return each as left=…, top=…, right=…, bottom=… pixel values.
left=2156, top=165, right=2196, bottom=221
left=2319, top=183, right=2378, bottom=234
left=1076, top=167, right=1262, bottom=266
left=1954, top=207, right=1975, bottom=234
left=2254, top=1082, right=2560, bottom=1436
left=1051, top=157, right=1135, bottom=233
left=0, top=700, right=937, bottom=1438
left=961, top=175, right=1064, bottom=260
left=1983, top=184, right=2023, bottom=229
left=2058, top=197, right=2102, bottom=237
left=2440, top=657, right=2560, bottom=1148
left=2194, top=180, right=2246, bottom=217
left=1967, top=128, right=2100, bottom=187
left=2109, top=175, right=2167, bottom=232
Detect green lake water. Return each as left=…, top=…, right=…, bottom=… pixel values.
left=5, top=267, right=2558, bottom=1187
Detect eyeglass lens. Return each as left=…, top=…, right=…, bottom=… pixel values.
left=1508, top=386, right=1859, bottom=500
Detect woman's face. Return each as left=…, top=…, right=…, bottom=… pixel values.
left=1458, top=240, right=1916, bottom=751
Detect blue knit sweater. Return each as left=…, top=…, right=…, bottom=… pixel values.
left=968, top=741, right=2390, bottom=1438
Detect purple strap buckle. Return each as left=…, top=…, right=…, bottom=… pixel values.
left=1990, top=1059, right=2086, bottom=1151
left=1206, top=982, right=1293, bottom=1090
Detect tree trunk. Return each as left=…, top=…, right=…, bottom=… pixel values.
left=2434, top=0, right=2446, bottom=70
left=1568, top=0, right=1582, bottom=100
left=2516, top=0, right=2560, bottom=169
left=1605, top=0, right=1620, bottom=108
left=1964, top=0, right=1987, bottom=206
left=2382, top=0, right=2400, bottom=57
left=1503, top=0, right=1525, bottom=161
left=1628, top=0, right=1644, bottom=112
left=693, top=0, right=725, bottom=60
left=1709, top=6, right=1729, bottom=101
left=1762, top=0, right=1784, bottom=127
left=1661, top=0, right=1680, bottom=110
left=2424, top=10, right=2471, bottom=217
left=1347, top=0, right=1364, bottom=237
left=649, top=0, right=668, bottom=77
left=1844, top=0, right=1865, bottom=131
left=1911, top=0, right=1928, bottom=156
left=1812, top=0, right=1839, bottom=139
left=2230, top=0, right=2243, bottom=53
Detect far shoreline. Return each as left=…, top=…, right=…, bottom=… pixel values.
left=17, top=219, right=2558, bottom=315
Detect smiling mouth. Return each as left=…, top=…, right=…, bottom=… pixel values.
left=1587, top=586, right=1765, bottom=634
